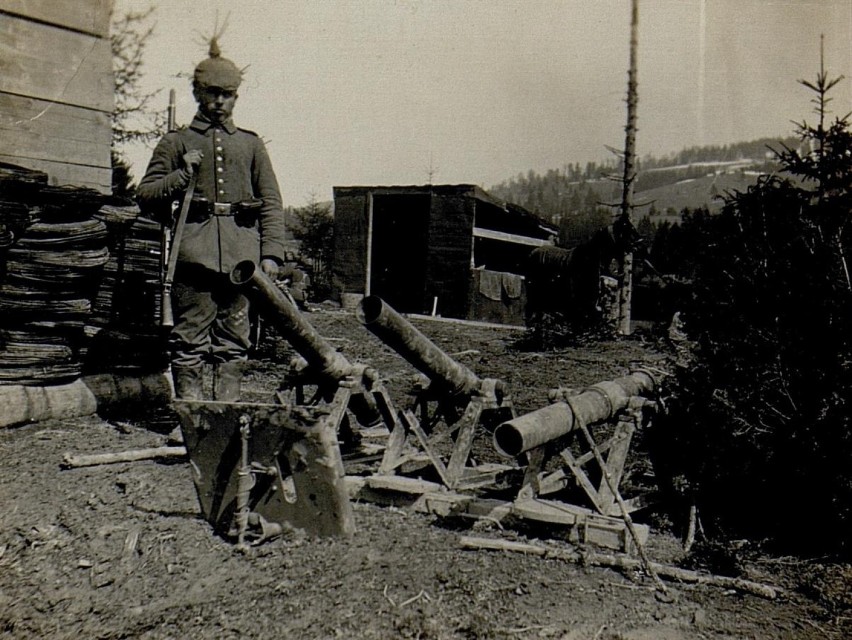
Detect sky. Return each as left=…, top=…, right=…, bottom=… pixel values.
left=115, top=0, right=852, bottom=207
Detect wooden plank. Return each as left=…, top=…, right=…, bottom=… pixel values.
left=405, top=313, right=526, bottom=331
left=453, top=464, right=517, bottom=491
left=348, top=475, right=646, bottom=552
left=364, top=474, right=445, bottom=494
left=0, top=18, right=113, bottom=112
left=404, top=409, right=452, bottom=486
left=446, top=402, right=481, bottom=483
left=473, top=226, right=550, bottom=247
left=0, top=154, right=110, bottom=193
left=605, top=493, right=658, bottom=517
left=1, top=116, right=110, bottom=167
left=0, top=64, right=111, bottom=189
left=0, top=0, right=112, bottom=37
left=596, top=420, right=635, bottom=513
left=559, top=448, right=605, bottom=513
left=0, top=93, right=111, bottom=144
left=511, top=498, right=588, bottom=525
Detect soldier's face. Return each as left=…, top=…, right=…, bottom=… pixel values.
left=194, top=86, right=238, bottom=124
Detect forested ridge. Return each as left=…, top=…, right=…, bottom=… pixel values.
left=489, top=136, right=799, bottom=221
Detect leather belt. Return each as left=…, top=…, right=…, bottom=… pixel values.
left=190, top=201, right=235, bottom=215
left=186, top=199, right=262, bottom=222
left=188, top=201, right=235, bottom=220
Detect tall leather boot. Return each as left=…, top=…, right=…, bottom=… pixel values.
left=213, top=361, right=243, bottom=402
left=168, top=365, right=203, bottom=444
left=172, top=365, right=203, bottom=400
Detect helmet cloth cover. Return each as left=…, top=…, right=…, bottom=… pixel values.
left=193, top=38, right=242, bottom=90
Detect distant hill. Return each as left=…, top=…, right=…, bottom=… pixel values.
left=634, top=164, right=772, bottom=221
left=489, top=136, right=799, bottom=224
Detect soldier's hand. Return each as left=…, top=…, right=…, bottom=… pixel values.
left=260, top=258, right=279, bottom=279
left=182, top=150, right=203, bottom=174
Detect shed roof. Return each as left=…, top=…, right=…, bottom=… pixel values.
left=332, top=184, right=557, bottom=240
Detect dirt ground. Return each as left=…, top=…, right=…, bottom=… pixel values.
left=1, top=307, right=848, bottom=639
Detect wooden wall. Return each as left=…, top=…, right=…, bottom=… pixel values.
left=0, top=0, right=114, bottom=193
left=331, top=189, right=369, bottom=294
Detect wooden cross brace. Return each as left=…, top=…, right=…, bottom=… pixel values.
left=377, top=378, right=516, bottom=490
left=519, top=406, right=649, bottom=517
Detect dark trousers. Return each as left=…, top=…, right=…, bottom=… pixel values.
left=170, top=268, right=251, bottom=368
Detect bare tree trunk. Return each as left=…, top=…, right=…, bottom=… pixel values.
left=618, top=0, right=640, bottom=336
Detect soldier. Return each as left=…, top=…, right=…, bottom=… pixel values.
left=137, top=39, right=288, bottom=408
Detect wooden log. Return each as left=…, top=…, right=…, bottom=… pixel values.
left=62, top=446, right=186, bottom=469
left=0, top=372, right=173, bottom=429
left=82, top=372, right=173, bottom=413
left=459, top=536, right=782, bottom=600
left=0, top=379, right=98, bottom=428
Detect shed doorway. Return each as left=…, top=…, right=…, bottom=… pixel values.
left=369, top=193, right=430, bottom=313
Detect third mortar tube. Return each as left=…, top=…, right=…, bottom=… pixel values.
left=492, top=370, right=656, bottom=458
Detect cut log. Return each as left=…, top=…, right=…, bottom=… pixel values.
left=459, top=536, right=781, bottom=600
left=0, top=372, right=173, bottom=429
left=62, top=446, right=186, bottom=468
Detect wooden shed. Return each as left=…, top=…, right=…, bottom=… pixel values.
left=0, top=0, right=114, bottom=193
left=332, top=184, right=557, bottom=325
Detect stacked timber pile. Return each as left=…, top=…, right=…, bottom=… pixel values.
left=0, top=164, right=167, bottom=385
left=85, top=205, right=168, bottom=374
left=0, top=167, right=109, bottom=384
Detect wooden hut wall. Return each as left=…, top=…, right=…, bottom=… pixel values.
left=0, top=0, right=114, bottom=193
left=423, top=193, right=475, bottom=319
left=331, top=190, right=369, bottom=294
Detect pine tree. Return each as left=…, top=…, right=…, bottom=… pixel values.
left=658, top=54, right=852, bottom=557
left=110, top=7, right=165, bottom=195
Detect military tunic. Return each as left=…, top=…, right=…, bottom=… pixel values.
left=137, top=113, right=287, bottom=273
left=137, top=113, right=288, bottom=367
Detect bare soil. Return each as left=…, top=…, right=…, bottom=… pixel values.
left=0, top=308, right=848, bottom=639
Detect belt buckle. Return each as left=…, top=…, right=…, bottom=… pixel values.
left=213, top=203, right=232, bottom=216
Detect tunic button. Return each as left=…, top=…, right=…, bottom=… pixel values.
left=219, top=189, right=225, bottom=195
left=218, top=178, right=224, bottom=184
left=217, top=167, right=224, bottom=173
left=216, top=156, right=223, bottom=162
left=216, top=146, right=223, bottom=151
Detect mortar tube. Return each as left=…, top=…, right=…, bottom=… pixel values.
left=493, top=370, right=655, bottom=457
left=231, top=260, right=354, bottom=382
left=359, top=295, right=482, bottom=398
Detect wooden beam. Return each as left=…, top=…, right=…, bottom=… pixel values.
left=0, top=154, right=111, bottom=193
left=473, top=227, right=550, bottom=247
